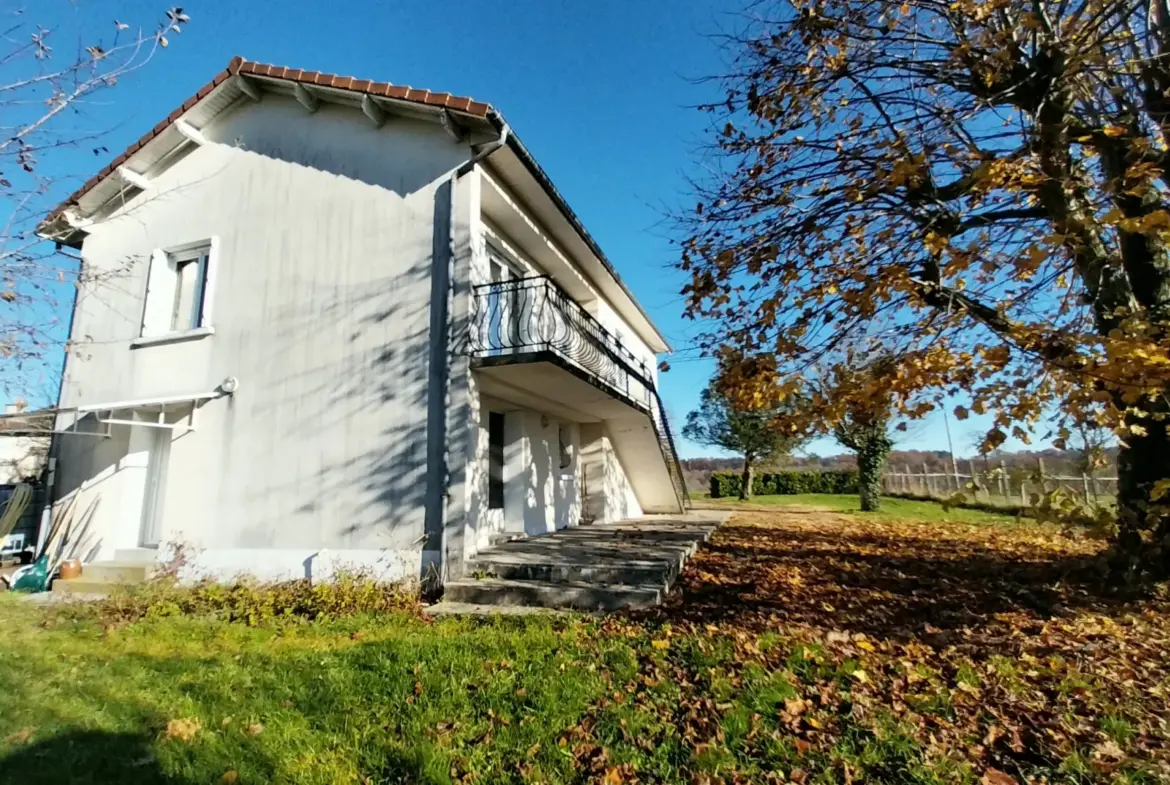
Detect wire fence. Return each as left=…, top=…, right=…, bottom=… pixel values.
left=882, top=458, right=1117, bottom=506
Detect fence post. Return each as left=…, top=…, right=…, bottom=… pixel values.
left=922, top=462, right=932, bottom=497
left=1081, top=472, right=1091, bottom=502
left=967, top=460, right=979, bottom=500
left=1037, top=458, right=1047, bottom=494
left=998, top=459, right=1008, bottom=499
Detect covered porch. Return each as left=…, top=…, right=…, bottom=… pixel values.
left=466, top=275, right=687, bottom=526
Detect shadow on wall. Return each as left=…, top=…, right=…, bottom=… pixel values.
left=603, top=432, right=638, bottom=522
left=220, top=155, right=461, bottom=581
left=52, top=101, right=478, bottom=581
left=49, top=415, right=128, bottom=516
left=48, top=414, right=141, bottom=560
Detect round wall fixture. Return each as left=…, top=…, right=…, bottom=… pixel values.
left=220, top=376, right=240, bottom=394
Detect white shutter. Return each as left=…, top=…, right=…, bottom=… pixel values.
left=141, top=249, right=175, bottom=337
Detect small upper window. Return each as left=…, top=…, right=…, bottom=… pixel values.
left=170, top=245, right=210, bottom=332
left=558, top=425, right=572, bottom=471
left=140, top=240, right=216, bottom=339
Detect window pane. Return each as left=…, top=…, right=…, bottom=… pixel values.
left=188, top=253, right=208, bottom=328
left=172, top=261, right=196, bottom=331
left=169, top=247, right=210, bottom=331
left=488, top=412, right=504, bottom=510
left=558, top=425, right=571, bottom=470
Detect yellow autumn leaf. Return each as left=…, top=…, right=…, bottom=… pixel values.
left=1102, top=125, right=1127, bottom=137
left=1151, top=479, right=1170, bottom=501
left=164, top=718, right=201, bottom=743
left=651, top=639, right=670, bottom=650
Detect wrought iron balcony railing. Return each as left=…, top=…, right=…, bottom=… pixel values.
left=468, top=276, right=653, bottom=409
left=468, top=275, right=688, bottom=511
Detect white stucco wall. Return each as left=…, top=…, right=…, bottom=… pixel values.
left=52, top=94, right=473, bottom=581
left=601, top=424, right=642, bottom=522
left=589, top=298, right=658, bottom=387
left=471, top=394, right=581, bottom=544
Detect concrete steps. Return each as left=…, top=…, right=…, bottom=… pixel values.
left=52, top=558, right=157, bottom=596
left=437, top=514, right=726, bottom=613
left=466, top=556, right=679, bottom=586
left=444, top=577, right=664, bottom=611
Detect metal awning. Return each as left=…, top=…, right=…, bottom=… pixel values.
left=0, top=391, right=228, bottom=437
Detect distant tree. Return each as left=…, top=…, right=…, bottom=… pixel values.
left=683, top=382, right=804, bottom=500
left=833, top=412, right=893, bottom=512
left=1, top=4, right=189, bottom=398
left=820, top=355, right=897, bottom=511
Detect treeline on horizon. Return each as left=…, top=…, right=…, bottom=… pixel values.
left=681, top=448, right=1119, bottom=492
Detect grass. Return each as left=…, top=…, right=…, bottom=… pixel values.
left=690, top=491, right=1021, bottom=525
left=1, top=499, right=1167, bottom=784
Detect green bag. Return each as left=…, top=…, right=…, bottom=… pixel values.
left=10, top=554, right=49, bottom=592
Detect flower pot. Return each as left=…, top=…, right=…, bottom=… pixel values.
left=58, top=558, right=82, bottom=581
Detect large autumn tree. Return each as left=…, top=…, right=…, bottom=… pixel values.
left=679, top=0, right=1170, bottom=581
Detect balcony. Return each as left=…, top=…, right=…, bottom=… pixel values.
left=468, top=275, right=687, bottom=510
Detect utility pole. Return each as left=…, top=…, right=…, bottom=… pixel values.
left=941, top=406, right=960, bottom=490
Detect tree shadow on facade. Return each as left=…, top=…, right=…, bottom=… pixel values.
left=225, top=163, right=456, bottom=578
left=647, top=513, right=1136, bottom=646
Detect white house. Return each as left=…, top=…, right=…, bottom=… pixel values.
left=36, top=58, right=687, bottom=585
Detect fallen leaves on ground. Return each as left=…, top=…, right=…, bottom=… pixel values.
left=607, top=508, right=1170, bottom=783
left=163, top=717, right=201, bottom=743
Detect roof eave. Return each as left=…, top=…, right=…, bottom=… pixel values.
left=484, top=110, right=672, bottom=354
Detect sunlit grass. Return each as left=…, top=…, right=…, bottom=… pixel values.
left=690, top=492, right=1021, bottom=525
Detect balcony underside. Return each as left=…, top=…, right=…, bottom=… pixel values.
left=472, top=352, right=649, bottom=423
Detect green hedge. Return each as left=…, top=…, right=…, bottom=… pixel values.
left=709, top=470, right=860, bottom=498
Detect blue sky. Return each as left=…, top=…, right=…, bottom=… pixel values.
left=27, top=0, right=1034, bottom=459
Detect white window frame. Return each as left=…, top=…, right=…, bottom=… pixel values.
left=135, top=237, right=219, bottom=346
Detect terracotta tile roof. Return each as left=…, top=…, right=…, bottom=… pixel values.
left=43, top=56, right=493, bottom=224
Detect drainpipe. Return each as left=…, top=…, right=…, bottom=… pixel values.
left=456, top=112, right=510, bottom=175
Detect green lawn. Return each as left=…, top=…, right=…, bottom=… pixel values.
left=689, top=492, right=1020, bottom=525
left=0, top=602, right=631, bottom=785
left=1, top=500, right=1166, bottom=784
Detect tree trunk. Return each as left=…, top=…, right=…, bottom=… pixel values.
left=1113, top=414, right=1170, bottom=583
left=740, top=454, right=754, bottom=500
left=857, top=445, right=887, bottom=512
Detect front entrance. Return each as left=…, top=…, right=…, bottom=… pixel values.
left=138, top=428, right=171, bottom=547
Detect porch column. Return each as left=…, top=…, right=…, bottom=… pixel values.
left=579, top=423, right=605, bottom=524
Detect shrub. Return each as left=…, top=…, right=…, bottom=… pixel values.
left=88, top=571, right=421, bottom=626
left=709, top=470, right=860, bottom=498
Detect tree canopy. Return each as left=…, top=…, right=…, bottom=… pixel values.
left=679, top=0, right=1170, bottom=578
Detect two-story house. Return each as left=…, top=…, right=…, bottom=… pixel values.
left=36, top=58, right=687, bottom=586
